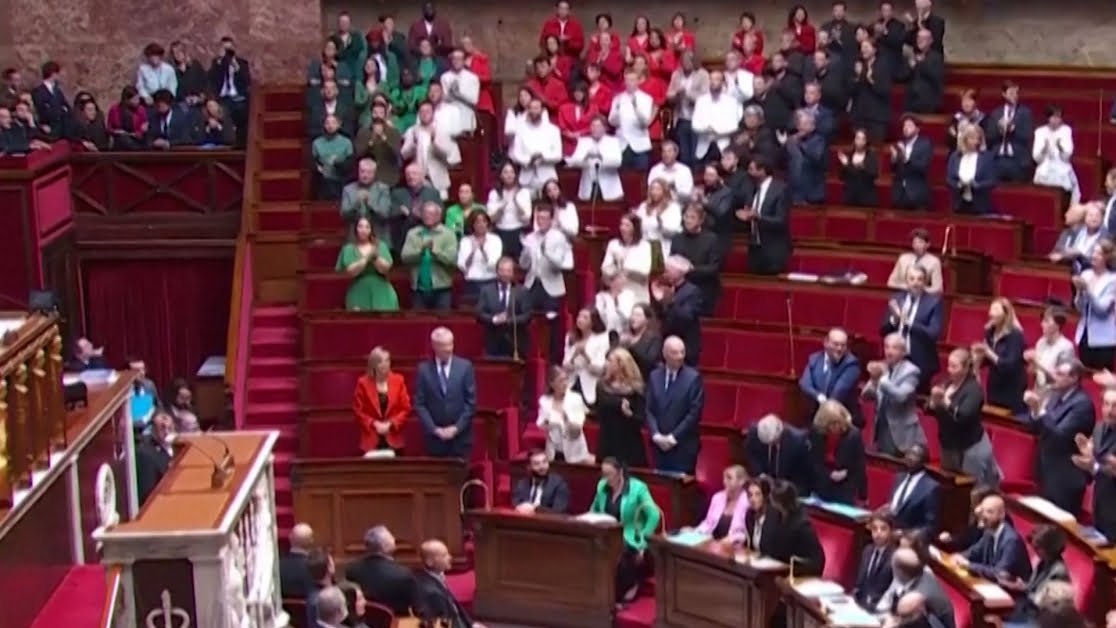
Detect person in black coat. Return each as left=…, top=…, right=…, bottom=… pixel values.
left=30, top=61, right=71, bottom=140
left=873, top=3, right=908, bottom=77
left=135, top=411, right=177, bottom=505
left=902, top=29, right=944, bottom=114
left=475, top=257, right=532, bottom=358
left=982, top=81, right=1034, bottom=183
left=850, top=39, right=892, bottom=143
left=839, top=128, right=880, bottom=207
left=413, top=539, right=475, bottom=628
left=208, top=36, right=251, bottom=146
left=784, top=108, right=828, bottom=205
left=770, top=53, right=804, bottom=121
left=749, top=72, right=792, bottom=138
left=853, top=511, right=897, bottom=609
left=512, top=449, right=571, bottom=513
left=885, top=444, right=941, bottom=542
left=891, top=115, right=933, bottom=210
left=744, top=414, right=812, bottom=496
left=810, top=50, right=850, bottom=114
left=809, top=401, right=867, bottom=504
left=763, top=479, right=826, bottom=575
left=146, top=89, right=198, bottom=148
left=698, top=163, right=746, bottom=259
left=1074, top=388, right=1116, bottom=541
left=672, top=202, right=723, bottom=317
left=739, top=158, right=792, bottom=275
left=595, top=349, right=650, bottom=468
left=650, top=256, right=703, bottom=366
left=278, top=523, right=316, bottom=599
left=1024, top=360, right=1097, bottom=516
left=731, top=107, right=780, bottom=170
left=975, top=299, right=1028, bottom=413
left=904, top=1, right=946, bottom=55
left=929, top=349, right=1001, bottom=486
left=344, top=526, right=416, bottom=615
left=619, top=304, right=662, bottom=382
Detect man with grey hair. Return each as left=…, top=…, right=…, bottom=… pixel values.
left=646, top=336, right=705, bottom=474
left=400, top=201, right=459, bottom=311
left=314, top=585, right=348, bottom=628
left=652, top=255, right=703, bottom=365
left=414, top=326, right=476, bottom=457
left=782, top=106, right=827, bottom=205
left=344, top=525, right=415, bottom=614
left=340, top=157, right=392, bottom=240
left=743, top=413, right=811, bottom=494
left=863, top=333, right=927, bottom=454
left=877, top=548, right=955, bottom=628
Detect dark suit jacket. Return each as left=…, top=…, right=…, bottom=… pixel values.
left=786, top=130, right=828, bottom=204
left=853, top=544, right=895, bottom=609
left=407, top=18, right=454, bottom=56
left=651, top=280, right=703, bottom=365
left=961, top=523, right=1033, bottom=582
left=946, top=150, right=997, bottom=215
left=278, top=550, right=312, bottom=599
left=306, top=96, right=356, bottom=138
left=344, top=554, right=416, bottom=615
left=809, top=427, right=867, bottom=504
left=412, top=570, right=472, bottom=628
left=207, top=55, right=251, bottom=99
left=1090, top=422, right=1116, bottom=538
left=645, top=364, right=704, bottom=472
left=789, top=105, right=836, bottom=141
left=904, top=50, right=945, bottom=113
left=135, top=435, right=173, bottom=505
left=850, top=56, right=892, bottom=125
left=671, top=230, right=722, bottom=316
left=1030, top=386, right=1096, bottom=500
left=929, top=375, right=986, bottom=452
left=888, top=470, right=940, bottom=539
left=982, top=327, right=1026, bottom=411
left=145, top=108, right=198, bottom=147
left=814, top=66, right=850, bottom=113
left=799, top=351, right=863, bottom=426
left=474, top=281, right=532, bottom=358
left=746, top=178, right=792, bottom=274
left=906, top=14, right=946, bottom=54
left=876, top=18, right=907, bottom=72
left=511, top=473, right=571, bottom=513
left=744, top=426, right=812, bottom=495
left=762, top=510, right=826, bottom=576
left=892, top=136, right=933, bottom=209
left=31, top=83, right=70, bottom=139
left=413, top=356, right=476, bottom=457
left=880, top=290, right=943, bottom=377
left=983, top=104, right=1034, bottom=166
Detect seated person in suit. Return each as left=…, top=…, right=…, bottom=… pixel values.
left=799, top=327, right=864, bottom=426
left=304, top=547, right=337, bottom=628
left=937, top=484, right=1004, bottom=552
left=343, top=525, right=416, bottom=615
left=589, top=456, right=661, bottom=604
left=854, top=510, right=897, bottom=610
left=353, top=347, right=411, bottom=456
left=1000, top=524, right=1071, bottom=624
left=809, top=400, right=867, bottom=505
left=744, top=413, right=811, bottom=495
left=67, top=336, right=109, bottom=371
left=135, top=411, right=176, bottom=505
left=688, top=464, right=749, bottom=542
left=954, top=493, right=1033, bottom=583
left=512, top=448, right=572, bottom=514
left=277, top=526, right=314, bottom=597
left=413, top=539, right=485, bottom=628
left=876, top=547, right=956, bottom=628
left=889, top=591, right=948, bottom=628
left=762, top=479, right=825, bottom=576
left=313, top=585, right=350, bottom=628
left=880, top=264, right=943, bottom=390
left=884, top=444, right=940, bottom=541
left=146, top=89, right=197, bottom=148
left=741, top=476, right=777, bottom=552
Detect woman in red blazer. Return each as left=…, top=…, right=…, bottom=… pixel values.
left=787, top=5, right=817, bottom=53
left=557, top=84, right=595, bottom=156
left=353, top=347, right=412, bottom=454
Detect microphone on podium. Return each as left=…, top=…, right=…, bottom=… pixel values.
left=192, top=429, right=236, bottom=489
left=459, top=478, right=491, bottom=513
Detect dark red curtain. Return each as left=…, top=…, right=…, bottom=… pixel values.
left=81, top=258, right=233, bottom=388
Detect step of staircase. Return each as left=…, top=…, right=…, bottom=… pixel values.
left=247, top=377, right=298, bottom=405
left=30, top=565, right=108, bottom=628
left=248, top=356, right=298, bottom=380
left=243, top=401, right=300, bottom=428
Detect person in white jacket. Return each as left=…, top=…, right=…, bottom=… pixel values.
left=439, top=49, right=479, bottom=137
left=537, top=366, right=592, bottom=462
left=510, top=98, right=563, bottom=193
left=608, top=70, right=655, bottom=169
left=692, top=71, right=743, bottom=163
left=648, top=141, right=694, bottom=204
left=633, top=180, right=683, bottom=259
left=538, top=179, right=580, bottom=240
left=521, top=205, right=575, bottom=362
left=1032, top=106, right=1080, bottom=204
left=456, top=211, right=502, bottom=301
left=486, top=163, right=534, bottom=259
left=401, top=101, right=462, bottom=199
left=723, top=50, right=756, bottom=103
left=595, top=270, right=637, bottom=336
left=566, top=116, right=624, bottom=202
left=601, top=213, right=654, bottom=303
left=562, top=308, right=611, bottom=406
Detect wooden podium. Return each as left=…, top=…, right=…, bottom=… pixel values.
left=649, top=537, right=789, bottom=628
left=95, top=431, right=286, bottom=628
left=290, top=457, right=468, bottom=567
left=469, top=509, right=623, bottom=628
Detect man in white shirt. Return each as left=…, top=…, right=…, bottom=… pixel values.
left=401, top=101, right=462, bottom=198
left=137, top=43, right=178, bottom=105
left=521, top=206, right=573, bottom=361
left=566, top=116, right=624, bottom=201
left=608, top=69, right=655, bottom=170
left=723, top=51, right=756, bottom=103
left=648, top=141, right=695, bottom=203
left=692, top=71, right=743, bottom=164
left=510, top=98, right=562, bottom=193
left=439, top=49, right=479, bottom=137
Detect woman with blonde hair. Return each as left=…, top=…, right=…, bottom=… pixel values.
left=537, top=366, right=592, bottom=463
left=807, top=400, right=866, bottom=505
left=973, top=297, right=1026, bottom=412
left=946, top=122, right=997, bottom=215
left=1073, top=238, right=1116, bottom=369
left=352, top=346, right=411, bottom=455
left=633, top=178, right=682, bottom=266
left=690, top=465, right=749, bottom=543
left=929, top=348, right=1001, bottom=486
left=594, top=347, right=648, bottom=467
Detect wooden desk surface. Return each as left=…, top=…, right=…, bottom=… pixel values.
left=112, top=432, right=270, bottom=534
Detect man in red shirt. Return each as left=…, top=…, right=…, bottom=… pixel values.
left=539, top=0, right=585, bottom=59
left=526, top=56, right=569, bottom=116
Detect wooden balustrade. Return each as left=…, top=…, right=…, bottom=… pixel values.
left=0, top=313, right=65, bottom=510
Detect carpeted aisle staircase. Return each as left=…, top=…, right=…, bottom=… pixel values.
left=29, top=565, right=109, bottom=628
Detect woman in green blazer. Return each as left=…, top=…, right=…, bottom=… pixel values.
left=589, top=457, right=661, bottom=603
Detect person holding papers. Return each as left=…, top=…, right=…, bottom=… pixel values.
left=691, top=70, right=742, bottom=164
left=511, top=448, right=571, bottom=514
left=953, top=493, right=1032, bottom=583
left=566, top=115, right=624, bottom=202
left=589, top=456, right=661, bottom=604
left=689, top=465, right=749, bottom=543
left=853, top=511, right=897, bottom=610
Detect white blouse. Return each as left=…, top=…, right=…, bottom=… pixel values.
left=594, top=289, right=636, bottom=334
left=503, top=108, right=550, bottom=146
left=486, top=186, right=534, bottom=231
left=536, top=201, right=580, bottom=240
left=633, top=201, right=682, bottom=256
left=957, top=152, right=978, bottom=184
left=562, top=331, right=611, bottom=405
left=536, top=392, right=591, bottom=463
left=456, top=232, right=503, bottom=281
left=600, top=238, right=653, bottom=303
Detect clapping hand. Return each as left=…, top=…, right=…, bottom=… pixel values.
left=866, top=361, right=885, bottom=378
left=1023, top=348, right=1037, bottom=363
left=1023, top=390, right=1042, bottom=412
left=620, top=398, right=633, bottom=417
left=888, top=299, right=903, bottom=319
left=929, top=386, right=946, bottom=407
left=374, top=420, right=391, bottom=435
left=830, top=469, right=848, bottom=482
left=837, top=152, right=850, bottom=166
left=492, top=312, right=508, bottom=324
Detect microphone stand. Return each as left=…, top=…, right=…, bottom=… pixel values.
left=590, top=162, right=601, bottom=228
left=510, top=286, right=520, bottom=362
left=786, top=293, right=796, bottom=377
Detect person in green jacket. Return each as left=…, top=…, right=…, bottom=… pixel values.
left=311, top=114, right=354, bottom=200
left=414, top=38, right=446, bottom=86
left=340, top=158, right=393, bottom=243
left=390, top=68, right=427, bottom=132
left=335, top=216, right=400, bottom=312
left=307, top=38, right=355, bottom=109
left=443, top=182, right=487, bottom=238
left=590, top=456, right=662, bottom=603
left=400, top=201, right=458, bottom=310
left=334, top=13, right=368, bottom=86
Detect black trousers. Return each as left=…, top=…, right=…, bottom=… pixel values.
left=615, top=546, right=649, bottom=602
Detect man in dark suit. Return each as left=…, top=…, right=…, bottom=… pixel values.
left=303, top=548, right=336, bottom=628
left=512, top=449, right=571, bottom=514
left=135, top=411, right=176, bottom=504
left=743, top=414, right=812, bottom=495
left=957, top=494, right=1032, bottom=583
left=1075, top=388, right=1116, bottom=540
left=646, top=336, right=704, bottom=474
left=885, top=444, right=940, bottom=540
left=414, top=327, right=476, bottom=458
left=67, top=337, right=109, bottom=372
left=904, top=0, right=946, bottom=54
left=891, top=116, right=933, bottom=210
left=738, top=158, right=791, bottom=275
left=903, top=29, right=944, bottom=114
left=672, top=203, right=723, bottom=317
left=810, top=51, right=850, bottom=114
left=796, top=81, right=836, bottom=141
left=1024, top=359, right=1096, bottom=516
left=2, top=68, right=22, bottom=104
left=880, top=264, right=942, bottom=389
left=30, top=61, right=70, bottom=140
left=146, top=89, right=197, bottom=148
left=878, top=548, right=955, bottom=628
left=279, top=523, right=316, bottom=599
left=799, top=327, right=863, bottom=426
left=475, top=257, right=532, bottom=358
left=344, top=525, right=415, bottom=615
left=413, top=539, right=476, bottom=628
left=853, top=512, right=896, bottom=610
left=982, top=81, right=1034, bottom=183
left=651, top=256, right=704, bottom=366
left=306, top=79, right=356, bottom=138
left=784, top=107, right=828, bottom=205
left=208, top=36, right=250, bottom=146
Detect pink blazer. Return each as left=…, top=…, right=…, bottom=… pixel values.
left=696, top=490, right=749, bottom=542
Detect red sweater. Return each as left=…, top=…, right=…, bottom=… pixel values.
left=539, top=16, right=585, bottom=58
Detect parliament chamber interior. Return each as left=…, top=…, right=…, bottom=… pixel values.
left=6, top=0, right=1116, bottom=627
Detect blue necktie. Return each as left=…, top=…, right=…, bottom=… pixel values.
left=438, top=362, right=448, bottom=394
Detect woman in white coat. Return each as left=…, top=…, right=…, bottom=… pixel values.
left=537, top=366, right=592, bottom=463
left=562, top=307, right=611, bottom=406
left=600, top=213, right=654, bottom=303
left=1032, top=106, right=1080, bottom=204
left=566, top=116, right=625, bottom=202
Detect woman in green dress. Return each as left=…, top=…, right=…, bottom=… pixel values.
left=589, top=456, right=661, bottom=604
left=335, top=217, right=400, bottom=312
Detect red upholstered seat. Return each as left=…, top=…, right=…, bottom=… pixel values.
left=1082, top=482, right=1095, bottom=523
left=300, top=273, right=467, bottom=311
left=986, top=418, right=1037, bottom=492
left=811, top=515, right=861, bottom=589
left=940, top=575, right=974, bottom=628
left=1008, top=503, right=1095, bottom=613
left=995, top=265, right=1073, bottom=305
left=865, top=463, right=895, bottom=512
left=614, top=596, right=656, bottom=628
left=917, top=412, right=941, bottom=462
left=699, top=328, right=818, bottom=375
left=444, top=570, right=475, bottom=613
left=699, top=373, right=797, bottom=429
left=790, top=250, right=897, bottom=285
left=875, top=213, right=1026, bottom=264
left=364, top=602, right=394, bottom=628
left=944, top=300, right=990, bottom=347
left=695, top=434, right=734, bottom=495
left=301, top=316, right=487, bottom=360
